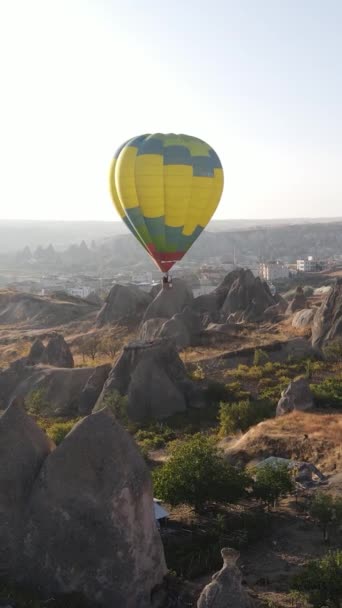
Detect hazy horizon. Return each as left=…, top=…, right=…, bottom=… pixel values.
left=1, top=0, right=342, bottom=222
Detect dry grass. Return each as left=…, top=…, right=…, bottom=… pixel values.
left=223, top=411, right=342, bottom=475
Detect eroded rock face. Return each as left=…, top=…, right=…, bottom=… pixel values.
left=312, top=279, right=342, bottom=349
left=19, top=409, right=166, bottom=608
left=45, top=333, right=74, bottom=368
left=292, top=308, right=315, bottom=329
left=143, top=279, right=193, bottom=321
left=140, top=307, right=202, bottom=349
left=96, top=284, right=152, bottom=327
left=0, top=361, right=107, bottom=416
left=95, top=339, right=204, bottom=421
left=0, top=399, right=54, bottom=575
left=286, top=286, right=307, bottom=315
left=197, top=548, right=255, bottom=608
left=79, top=363, right=111, bottom=415
left=26, top=334, right=74, bottom=368
left=276, top=377, right=314, bottom=416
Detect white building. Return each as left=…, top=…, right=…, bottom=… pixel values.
left=259, top=261, right=289, bottom=282
left=297, top=256, right=316, bottom=272
left=66, top=286, right=92, bottom=299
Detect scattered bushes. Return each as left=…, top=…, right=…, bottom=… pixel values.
left=219, top=399, right=275, bottom=435
left=252, top=464, right=294, bottom=509
left=26, top=388, right=49, bottom=415
left=253, top=348, right=269, bottom=366
left=310, top=377, right=342, bottom=409
left=309, top=492, right=342, bottom=542
left=292, top=550, right=342, bottom=608
left=323, top=338, right=342, bottom=362
left=153, top=434, right=250, bottom=511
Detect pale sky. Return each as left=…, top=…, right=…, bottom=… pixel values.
left=0, top=0, right=341, bottom=221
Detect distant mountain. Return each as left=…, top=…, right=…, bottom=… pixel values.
left=1, top=217, right=342, bottom=253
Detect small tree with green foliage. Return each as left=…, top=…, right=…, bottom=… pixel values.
left=253, top=464, right=294, bottom=509
left=153, top=434, right=250, bottom=512
left=309, top=492, right=342, bottom=542
left=26, top=388, right=49, bottom=415
left=219, top=399, right=274, bottom=435
left=101, top=390, right=129, bottom=425
left=292, top=550, right=342, bottom=608
left=253, top=348, right=269, bottom=366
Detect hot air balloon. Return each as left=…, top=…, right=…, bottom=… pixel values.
left=109, top=133, right=224, bottom=277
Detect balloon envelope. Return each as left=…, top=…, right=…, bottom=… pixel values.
left=109, top=133, right=224, bottom=272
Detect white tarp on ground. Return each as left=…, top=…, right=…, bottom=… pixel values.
left=153, top=499, right=169, bottom=520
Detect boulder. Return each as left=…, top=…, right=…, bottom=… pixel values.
left=95, top=339, right=204, bottom=421
left=140, top=307, right=202, bottom=348
left=26, top=338, right=46, bottom=365
left=159, top=307, right=202, bottom=348
left=292, top=309, right=315, bottom=329
left=286, top=286, right=307, bottom=314
left=0, top=398, right=54, bottom=575
left=197, top=547, right=255, bottom=608
left=18, top=409, right=167, bottom=607
left=276, top=377, right=314, bottom=416
left=96, top=284, right=151, bottom=327
left=143, top=279, right=193, bottom=321
left=45, top=333, right=74, bottom=368
left=312, top=278, right=342, bottom=349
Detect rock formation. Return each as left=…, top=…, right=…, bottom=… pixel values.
left=286, top=286, right=307, bottom=314
left=45, top=333, right=74, bottom=367
left=0, top=404, right=166, bottom=607
left=79, top=363, right=111, bottom=415
left=96, top=284, right=152, bottom=327
left=0, top=398, right=54, bottom=575
left=17, top=409, right=167, bottom=608
left=292, top=308, right=315, bottom=329
left=276, top=377, right=314, bottom=416
left=0, top=290, right=97, bottom=328
left=0, top=360, right=108, bottom=416
left=95, top=339, right=204, bottom=421
left=312, top=278, right=342, bottom=349
left=26, top=338, right=46, bottom=365
left=197, top=547, right=254, bottom=608
left=143, top=279, right=193, bottom=321
left=140, top=307, right=202, bottom=348
left=26, top=333, right=74, bottom=368
left=194, top=269, right=276, bottom=323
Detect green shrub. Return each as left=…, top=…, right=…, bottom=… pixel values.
left=189, top=364, right=205, bottom=381
left=135, top=426, right=176, bottom=452
left=252, top=464, right=294, bottom=508
left=310, top=377, right=342, bottom=409
left=309, top=492, right=342, bottom=542
left=26, top=388, right=49, bottom=415
left=101, top=391, right=129, bottom=423
left=153, top=434, right=250, bottom=511
left=323, top=339, right=342, bottom=362
left=47, top=421, right=76, bottom=445
left=253, top=349, right=269, bottom=366
left=292, top=550, right=342, bottom=608
left=219, top=399, right=275, bottom=435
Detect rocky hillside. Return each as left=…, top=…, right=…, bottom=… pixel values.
left=0, top=290, right=99, bottom=328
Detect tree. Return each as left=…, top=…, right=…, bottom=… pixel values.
left=253, top=464, right=294, bottom=509
left=153, top=434, right=250, bottom=512
left=99, top=335, right=120, bottom=359
left=219, top=399, right=274, bottom=435
left=80, top=336, right=100, bottom=361
left=292, top=550, right=342, bottom=608
left=309, top=492, right=342, bottom=542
